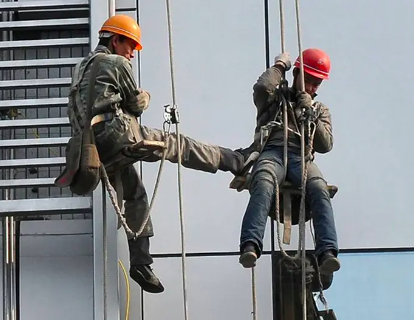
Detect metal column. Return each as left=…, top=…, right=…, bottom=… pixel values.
left=90, top=0, right=120, bottom=319
left=2, top=122, right=18, bottom=320
left=2, top=117, right=18, bottom=320
left=2, top=1, right=18, bottom=318
left=2, top=216, right=17, bottom=320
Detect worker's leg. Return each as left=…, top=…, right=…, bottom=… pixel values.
left=113, top=164, right=165, bottom=294
left=93, top=114, right=139, bottom=164
left=239, top=146, right=285, bottom=268
left=287, top=152, right=340, bottom=274
left=138, top=125, right=251, bottom=175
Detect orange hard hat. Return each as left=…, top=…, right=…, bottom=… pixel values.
left=99, top=14, right=142, bottom=51
left=294, top=48, right=331, bottom=80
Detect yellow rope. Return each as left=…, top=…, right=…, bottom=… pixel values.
left=118, top=259, right=131, bottom=320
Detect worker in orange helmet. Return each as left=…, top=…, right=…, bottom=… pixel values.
left=62, top=14, right=255, bottom=294
left=237, top=48, right=341, bottom=275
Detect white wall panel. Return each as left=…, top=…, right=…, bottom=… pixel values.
left=144, top=255, right=272, bottom=320
left=16, top=220, right=93, bottom=320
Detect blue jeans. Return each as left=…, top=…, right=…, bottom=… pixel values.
left=240, top=146, right=338, bottom=257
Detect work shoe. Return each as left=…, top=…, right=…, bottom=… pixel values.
left=240, top=151, right=260, bottom=175
left=234, top=148, right=260, bottom=175
left=218, top=147, right=260, bottom=176
left=130, top=265, right=165, bottom=294
left=318, top=250, right=341, bottom=275
left=239, top=242, right=258, bottom=268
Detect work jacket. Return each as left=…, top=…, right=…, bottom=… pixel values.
left=251, top=64, right=333, bottom=154
left=67, top=45, right=144, bottom=162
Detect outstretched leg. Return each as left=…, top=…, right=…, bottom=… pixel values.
left=138, top=125, right=252, bottom=175
left=239, top=147, right=285, bottom=268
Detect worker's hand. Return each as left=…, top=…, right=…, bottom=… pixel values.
left=137, top=88, right=151, bottom=111
left=274, top=53, right=291, bottom=71
left=296, top=91, right=317, bottom=123
left=296, top=91, right=312, bottom=110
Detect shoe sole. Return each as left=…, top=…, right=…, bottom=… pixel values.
left=239, top=252, right=257, bottom=268
left=130, top=269, right=165, bottom=294
left=320, top=258, right=341, bottom=275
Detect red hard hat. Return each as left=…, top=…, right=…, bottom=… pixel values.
left=294, top=48, right=331, bottom=80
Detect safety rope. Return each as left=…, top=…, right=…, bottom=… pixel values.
left=165, top=1, right=189, bottom=320
left=136, top=0, right=144, bottom=179
left=293, top=0, right=308, bottom=318
left=251, top=268, right=258, bottom=320
left=278, top=0, right=289, bottom=181
left=100, top=131, right=169, bottom=239
left=135, top=0, right=146, bottom=311
left=103, top=181, right=108, bottom=320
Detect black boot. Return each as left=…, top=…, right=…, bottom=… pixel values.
left=130, top=265, right=165, bottom=294
left=239, top=241, right=258, bottom=268
left=318, top=250, right=341, bottom=275
left=128, top=237, right=164, bottom=293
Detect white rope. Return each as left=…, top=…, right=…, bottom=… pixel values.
left=103, top=6, right=115, bottom=319
left=279, top=0, right=289, bottom=180
left=293, top=0, right=307, bottom=316
left=102, top=184, right=108, bottom=320
left=278, top=0, right=286, bottom=53
left=100, top=142, right=168, bottom=240
left=165, top=1, right=189, bottom=320
left=251, top=268, right=258, bottom=320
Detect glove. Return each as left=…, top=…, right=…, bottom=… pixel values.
left=137, top=88, right=151, bottom=111
left=296, top=91, right=316, bottom=123
left=274, top=52, right=291, bottom=71
left=296, top=91, right=312, bottom=109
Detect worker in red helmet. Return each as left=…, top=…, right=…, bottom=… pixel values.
left=237, top=48, right=340, bottom=275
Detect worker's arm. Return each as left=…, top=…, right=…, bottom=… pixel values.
left=117, top=57, right=150, bottom=117
left=252, top=53, right=291, bottom=116
left=312, top=102, right=333, bottom=154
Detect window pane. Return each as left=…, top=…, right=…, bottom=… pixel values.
left=143, top=251, right=414, bottom=319
left=324, top=252, right=414, bottom=319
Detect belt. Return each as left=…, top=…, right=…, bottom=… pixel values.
left=91, top=112, right=114, bottom=126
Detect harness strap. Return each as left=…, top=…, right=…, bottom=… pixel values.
left=83, top=53, right=106, bottom=144
left=71, top=52, right=105, bottom=131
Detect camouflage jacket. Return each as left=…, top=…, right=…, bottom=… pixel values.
left=67, top=45, right=144, bottom=135
left=251, top=64, right=334, bottom=154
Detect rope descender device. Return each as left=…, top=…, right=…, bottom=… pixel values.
left=164, top=104, right=180, bottom=124
left=163, top=104, right=180, bottom=134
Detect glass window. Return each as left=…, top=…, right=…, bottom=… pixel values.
left=143, top=251, right=414, bottom=319
left=323, top=251, right=414, bottom=319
